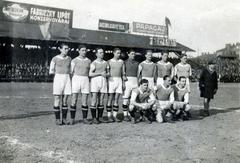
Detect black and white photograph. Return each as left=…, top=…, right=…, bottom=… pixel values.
left=0, top=0, right=240, bottom=162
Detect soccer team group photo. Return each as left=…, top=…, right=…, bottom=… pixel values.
left=0, top=0, right=240, bottom=163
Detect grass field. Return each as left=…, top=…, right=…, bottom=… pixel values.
left=0, top=82, right=240, bottom=163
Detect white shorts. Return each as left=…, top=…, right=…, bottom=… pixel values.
left=72, top=75, right=90, bottom=94
left=142, top=77, right=155, bottom=90
left=177, top=77, right=190, bottom=92
left=173, top=101, right=191, bottom=111
left=108, top=77, right=123, bottom=94
left=156, top=100, right=173, bottom=110
left=122, top=77, right=138, bottom=99
left=53, top=74, right=71, bottom=95
left=156, top=77, right=164, bottom=87
left=90, top=76, right=107, bottom=93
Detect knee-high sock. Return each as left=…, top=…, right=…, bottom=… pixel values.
left=90, top=106, right=96, bottom=118
left=62, top=105, right=68, bottom=119
left=70, top=105, right=76, bottom=119
left=97, top=105, right=104, bottom=118
left=53, top=106, right=60, bottom=120
left=82, top=105, right=88, bottom=119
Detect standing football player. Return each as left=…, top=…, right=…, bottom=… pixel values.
left=122, top=50, right=139, bottom=121
left=138, top=50, right=157, bottom=90
left=89, top=48, right=109, bottom=124
left=174, top=54, right=192, bottom=92
left=106, top=48, right=126, bottom=122
left=70, top=45, right=91, bottom=125
left=156, top=52, right=174, bottom=86
left=49, top=43, right=71, bottom=125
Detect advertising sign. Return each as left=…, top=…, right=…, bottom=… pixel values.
left=98, top=19, right=129, bottom=32
left=0, top=1, right=73, bottom=27
left=133, top=22, right=167, bottom=36
left=150, top=37, right=177, bottom=47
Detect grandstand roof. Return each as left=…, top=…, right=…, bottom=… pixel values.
left=0, top=21, right=194, bottom=52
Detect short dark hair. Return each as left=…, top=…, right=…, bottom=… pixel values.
left=78, top=44, right=86, bottom=50
left=180, top=54, right=187, bottom=58
left=146, top=49, right=153, bottom=54
left=178, top=76, right=186, bottom=81
left=95, top=47, right=103, bottom=53
left=59, top=43, right=68, bottom=49
left=129, top=49, right=135, bottom=53
left=163, top=75, right=170, bottom=80
left=113, top=48, right=121, bottom=53
left=162, top=52, right=169, bottom=55
left=139, top=79, right=149, bottom=85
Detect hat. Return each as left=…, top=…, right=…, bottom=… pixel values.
left=208, top=60, right=216, bottom=65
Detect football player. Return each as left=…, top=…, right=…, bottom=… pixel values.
left=70, top=45, right=91, bottom=125
left=89, top=48, right=109, bottom=124
left=138, top=50, right=157, bottom=91
left=174, top=54, right=192, bottom=92
left=49, top=43, right=71, bottom=125
left=106, top=48, right=126, bottom=122
left=122, top=50, right=139, bottom=121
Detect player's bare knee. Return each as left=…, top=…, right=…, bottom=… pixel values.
left=185, top=104, right=191, bottom=111
left=54, top=95, right=61, bottom=107
left=122, top=98, right=129, bottom=105
left=129, top=104, right=134, bottom=111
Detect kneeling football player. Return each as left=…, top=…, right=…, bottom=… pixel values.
left=155, top=75, right=175, bottom=123
left=129, top=79, right=156, bottom=124
left=172, top=76, right=191, bottom=120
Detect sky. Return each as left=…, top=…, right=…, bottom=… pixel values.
left=8, top=0, right=240, bottom=56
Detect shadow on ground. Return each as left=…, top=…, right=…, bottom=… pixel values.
left=190, top=107, right=240, bottom=121
left=0, top=107, right=239, bottom=121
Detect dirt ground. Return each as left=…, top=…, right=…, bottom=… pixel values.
left=0, top=82, right=240, bottom=163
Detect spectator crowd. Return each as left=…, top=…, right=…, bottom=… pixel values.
left=0, top=43, right=240, bottom=82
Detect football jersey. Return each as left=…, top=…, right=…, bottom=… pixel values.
left=172, top=84, right=188, bottom=102
left=125, top=59, right=139, bottom=77
left=91, top=60, right=109, bottom=74
left=50, top=55, right=71, bottom=74
left=108, top=59, right=124, bottom=77
left=175, top=63, right=191, bottom=78
left=131, top=88, right=155, bottom=103
left=71, top=57, right=91, bottom=76
left=139, top=61, right=156, bottom=77
left=156, top=84, right=174, bottom=101
left=157, top=61, right=173, bottom=78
